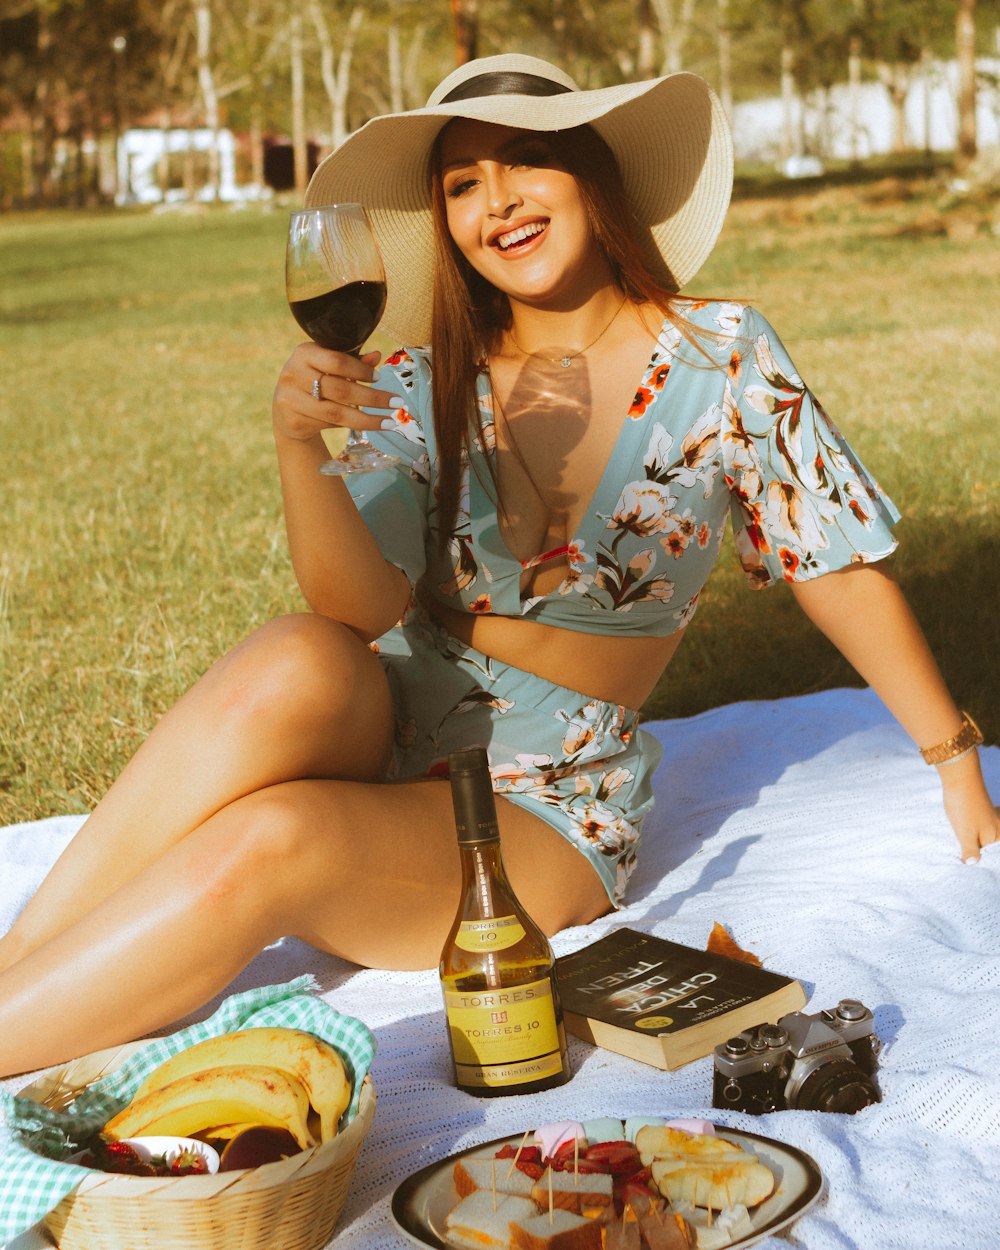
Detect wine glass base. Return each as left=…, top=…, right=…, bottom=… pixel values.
left=319, top=448, right=400, bottom=476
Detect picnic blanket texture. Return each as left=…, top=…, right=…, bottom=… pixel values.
left=1, top=686, right=997, bottom=1250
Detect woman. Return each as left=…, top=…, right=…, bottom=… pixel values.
left=0, top=55, right=995, bottom=1078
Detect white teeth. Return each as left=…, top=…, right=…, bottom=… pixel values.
left=497, top=222, right=545, bottom=250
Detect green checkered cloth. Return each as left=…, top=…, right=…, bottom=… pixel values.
left=0, top=976, right=376, bottom=1242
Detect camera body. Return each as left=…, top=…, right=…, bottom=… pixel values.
left=712, top=999, right=881, bottom=1115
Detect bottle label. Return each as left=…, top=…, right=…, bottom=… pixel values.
left=444, top=977, right=563, bottom=1088
left=454, top=915, right=526, bottom=952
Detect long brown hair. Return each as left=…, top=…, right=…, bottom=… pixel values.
left=429, top=122, right=699, bottom=545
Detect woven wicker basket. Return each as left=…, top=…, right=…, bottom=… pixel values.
left=19, top=1040, right=376, bottom=1250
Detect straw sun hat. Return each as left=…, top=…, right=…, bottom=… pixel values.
left=305, top=53, right=734, bottom=346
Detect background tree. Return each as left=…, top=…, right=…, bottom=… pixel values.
left=956, top=0, right=978, bottom=161
left=450, top=0, right=477, bottom=63
left=143, top=0, right=193, bottom=200
left=864, top=0, right=954, bottom=154
left=214, top=0, right=284, bottom=191
left=310, top=0, right=364, bottom=151
left=192, top=0, right=221, bottom=197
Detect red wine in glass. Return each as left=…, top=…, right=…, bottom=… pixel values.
left=286, top=204, right=398, bottom=475
left=289, top=280, right=387, bottom=353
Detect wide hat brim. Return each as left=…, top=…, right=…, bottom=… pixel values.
left=305, top=58, right=733, bottom=346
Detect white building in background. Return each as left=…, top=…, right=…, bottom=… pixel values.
left=733, top=58, right=1000, bottom=164
left=114, top=128, right=264, bottom=205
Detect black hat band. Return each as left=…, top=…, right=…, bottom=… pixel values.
left=439, top=71, right=574, bottom=104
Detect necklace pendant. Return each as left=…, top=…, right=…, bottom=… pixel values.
left=559, top=355, right=572, bottom=368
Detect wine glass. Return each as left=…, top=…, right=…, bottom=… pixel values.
left=286, top=203, right=399, bottom=475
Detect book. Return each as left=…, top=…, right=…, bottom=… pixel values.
left=555, top=927, right=806, bottom=1071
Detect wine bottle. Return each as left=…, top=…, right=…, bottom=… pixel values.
left=439, top=746, right=571, bottom=1096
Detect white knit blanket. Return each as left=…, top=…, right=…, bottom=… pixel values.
left=2, top=687, right=997, bottom=1250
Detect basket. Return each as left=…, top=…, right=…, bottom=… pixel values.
left=19, top=1040, right=376, bottom=1250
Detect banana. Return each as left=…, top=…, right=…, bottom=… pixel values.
left=104, top=1064, right=315, bottom=1149
left=133, top=1027, right=351, bottom=1143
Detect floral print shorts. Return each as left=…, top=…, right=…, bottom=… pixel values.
left=372, top=609, right=662, bottom=907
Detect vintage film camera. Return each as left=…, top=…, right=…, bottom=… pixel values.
left=712, top=999, right=881, bottom=1115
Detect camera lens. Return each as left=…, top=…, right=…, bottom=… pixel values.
left=793, top=1059, right=880, bottom=1114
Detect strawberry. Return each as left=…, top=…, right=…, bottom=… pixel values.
left=97, top=1140, right=156, bottom=1176
left=496, top=1143, right=542, bottom=1165
left=585, top=1141, right=643, bottom=1174
left=548, top=1139, right=584, bottom=1170
left=169, top=1147, right=209, bottom=1176
left=617, top=1173, right=658, bottom=1215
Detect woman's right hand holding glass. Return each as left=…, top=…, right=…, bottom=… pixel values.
left=271, top=342, right=399, bottom=445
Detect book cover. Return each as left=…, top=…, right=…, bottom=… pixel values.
left=555, top=927, right=806, bottom=1071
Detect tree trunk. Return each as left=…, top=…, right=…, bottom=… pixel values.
left=956, top=0, right=977, bottom=162
left=290, top=8, right=308, bottom=197
left=388, top=8, right=404, bottom=114
left=891, top=73, right=907, bottom=154
left=249, top=99, right=265, bottom=189
left=32, top=5, right=53, bottom=204
left=876, top=62, right=909, bottom=153
left=847, top=34, right=861, bottom=163
left=72, top=123, right=86, bottom=205
left=193, top=0, right=221, bottom=199
left=920, top=48, right=933, bottom=159
left=650, top=0, right=696, bottom=76
left=637, top=0, right=656, bottom=79
left=450, top=0, right=478, bottom=65
left=154, top=3, right=189, bottom=203
left=157, top=106, right=171, bottom=201
left=310, top=1, right=364, bottom=150
left=403, top=24, right=426, bottom=109
left=717, top=0, right=733, bottom=121
left=780, top=43, right=798, bottom=162
left=552, top=0, right=568, bottom=65
left=20, top=126, right=33, bottom=207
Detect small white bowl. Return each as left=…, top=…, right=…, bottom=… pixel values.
left=120, top=1135, right=221, bottom=1174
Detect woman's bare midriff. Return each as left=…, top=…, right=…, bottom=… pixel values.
left=427, top=597, right=685, bottom=710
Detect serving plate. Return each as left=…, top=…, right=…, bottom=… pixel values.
left=391, top=1123, right=822, bottom=1250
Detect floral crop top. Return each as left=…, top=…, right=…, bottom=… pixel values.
left=346, top=301, right=900, bottom=638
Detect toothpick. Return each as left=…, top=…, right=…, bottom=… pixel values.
left=491, top=1158, right=497, bottom=1213
left=506, top=1129, right=531, bottom=1180
left=548, top=1165, right=554, bottom=1223
left=573, top=1136, right=579, bottom=1187
left=621, top=1200, right=630, bottom=1233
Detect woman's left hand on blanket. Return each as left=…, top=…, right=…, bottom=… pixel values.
left=937, top=752, right=1000, bottom=863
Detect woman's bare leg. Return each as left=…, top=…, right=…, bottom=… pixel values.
left=0, top=613, right=393, bottom=972
left=0, top=774, right=609, bottom=1077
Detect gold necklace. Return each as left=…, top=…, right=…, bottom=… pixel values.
left=509, top=295, right=629, bottom=369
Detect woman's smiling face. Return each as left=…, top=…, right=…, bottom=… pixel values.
left=437, top=119, right=612, bottom=309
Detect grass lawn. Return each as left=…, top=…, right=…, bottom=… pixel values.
left=1, top=176, right=998, bottom=824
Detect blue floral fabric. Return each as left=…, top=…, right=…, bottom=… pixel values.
left=349, top=300, right=899, bottom=638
